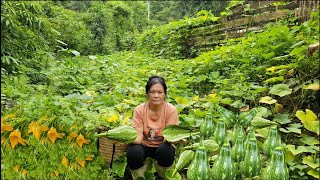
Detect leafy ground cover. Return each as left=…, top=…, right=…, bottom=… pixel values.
left=1, top=9, right=319, bottom=180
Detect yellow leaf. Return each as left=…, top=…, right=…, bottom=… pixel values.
left=123, top=99, right=133, bottom=104
left=122, top=116, right=129, bottom=124
left=259, top=96, right=277, bottom=104
left=296, top=109, right=318, bottom=123
left=61, top=156, right=68, bottom=167
left=192, top=96, right=199, bottom=101
left=303, top=83, right=320, bottom=91
left=266, top=66, right=277, bottom=73
left=85, top=91, right=95, bottom=97
left=174, top=96, right=190, bottom=106
left=47, top=128, right=63, bottom=143
left=77, top=134, right=89, bottom=148
left=240, top=105, right=249, bottom=112
left=209, top=93, right=217, bottom=98
left=9, top=130, right=27, bottom=149
left=275, top=103, right=284, bottom=113
left=286, top=69, right=295, bottom=76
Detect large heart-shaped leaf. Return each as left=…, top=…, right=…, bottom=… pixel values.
left=259, top=96, right=277, bottom=104
left=162, top=125, right=193, bottom=142
left=296, top=109, right=318, bottom=123
left=273, top=113, right=291, bottom=124
left=269, top=84, right=292, bottom=97
left=302, top=156, right=319, bottom=169
left=296, top=109, right=319, bottom=134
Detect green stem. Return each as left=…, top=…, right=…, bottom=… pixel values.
left=69, top=167, right=81, bottom=179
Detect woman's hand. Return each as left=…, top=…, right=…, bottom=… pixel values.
left=165, top=138, right=188, bottom=146
left=132, top=127, right=143, bottom=144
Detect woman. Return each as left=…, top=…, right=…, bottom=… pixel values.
left=127, top=76, right=179, bottom=180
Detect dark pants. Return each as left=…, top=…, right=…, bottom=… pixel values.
left=126, top=142, right=175, bottom=170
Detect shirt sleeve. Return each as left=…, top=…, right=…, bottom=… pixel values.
left=165, top=106, right=179, bottom=126
left=133, top=107, right=144, bottom=128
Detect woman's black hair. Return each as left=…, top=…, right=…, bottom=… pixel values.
left=145, top=76, right=167, bottom=95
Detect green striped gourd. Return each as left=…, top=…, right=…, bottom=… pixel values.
left=264, top=147, right=289, bottom=180
left=244, top=126, right=256, bottom=150
left=94, top=125, right=137, bottom=144
left=215, top=104, right=235, bottom=127
left=213, top=121, right=226, bottom=147
left=232, top=124, right=245, bottom=144
left=242, top=138, right=261, bottom=178
left=172, top=150, right=194, bottom=176
left=200, top=113, right=215, bottom=139
left=212, top=142, right=235, bottom=180
left=187, top=146, right=211, bottom=180
left=263, top=125, right=281, bottom=158
left=238, top=108, right=258, bottom=126
left=231, top=136, right=244, bottom=163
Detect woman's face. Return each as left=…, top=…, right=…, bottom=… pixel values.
left=148, top=83, right=165, bottom=106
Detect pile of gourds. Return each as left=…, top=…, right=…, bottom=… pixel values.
left=165, top=104, right=289, bottom=180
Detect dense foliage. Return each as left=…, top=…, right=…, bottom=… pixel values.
left=1, top=1, right=319, bottom=179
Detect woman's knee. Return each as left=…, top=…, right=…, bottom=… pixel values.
left=156, top=142, right=175, bottom=166
left=127, top=144, right=146, bottom=169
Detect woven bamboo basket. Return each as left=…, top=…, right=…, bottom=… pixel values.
left=97, top=126, right=128, bottom=167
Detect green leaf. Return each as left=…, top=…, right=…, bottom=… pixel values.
left=269, top=84, right=292, bottom=97
left=255, top=127, right=269, bottom=138
left=286, top=127, right=301, bottom=134
left=162, top=125, right=193, bottom=142
left=307, top=169, right=320, bottom=179
left=89, top=55, right=97, bottom=60
left=251, top=117, right=277, bottom=128
left=255, top=107, right=272, bottom=118
left=302, top=156, right=319, bottom=169
left=286, top=145, right=316, bottom=155
left=273, top=113, right=291, bottom=124
left=300, top=135, right=320, bottom=145
left=264, top=76, right=284, bottom=84
left=71, top=50, right=80, bottom=56
left=284, top=148, right=295, bottom=162
left=220, top=98, right=233, bottom=105
left=182, top=139, right=219, bottom=152
left=259, top=96, right=277, bottom=104
left=110, top=157, right=127, bottom=177
left=174, top=96, right=191, bottom=106
left=280, top=123, right=302, bottom=134
left=192, top=109, right=207, bottom=117
left=230, top=100, right=245, bottom=108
